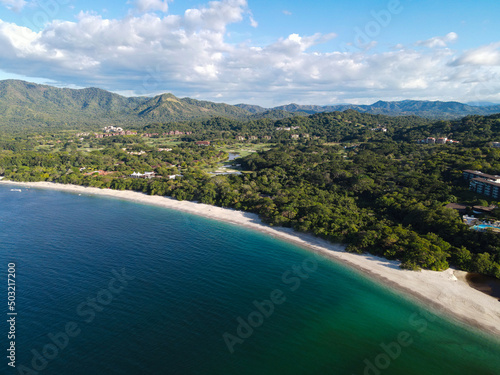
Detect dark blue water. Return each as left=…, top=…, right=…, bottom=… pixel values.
left=1, top=185, right=499, bottom=375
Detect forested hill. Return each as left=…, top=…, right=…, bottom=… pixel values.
left=0, top=80, right=142, bottom=129
left=140, top=110, right=432, bottom=144
left=392, top=113, right=500, bottom=146
left=0, top=80, right=253, bottom=131
left=268, top=100, right=500, bottom=119
left=1, top=79, right=500, bottom=132
left=142, top=111, right=500, bottom=150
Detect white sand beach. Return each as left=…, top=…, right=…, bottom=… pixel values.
left=2, top=179, right=500, bottom=337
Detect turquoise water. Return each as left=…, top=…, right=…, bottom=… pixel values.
left=472, top=224, right=499, bottom=231
left=1, top=185, right=500, bottom=374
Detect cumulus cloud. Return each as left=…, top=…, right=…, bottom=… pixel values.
left=416, top=32, right=458, bottom=48
left=0, top=1, right=499, bottom=105
left=0, top=0, right=251, bottom=89
left=452, top=42, right=500, bottom=66
left=0, top=0, right=27, bottom=12
left=132, top=0, right=170, bottom=13
left=184, top=0, right=247, bottom=32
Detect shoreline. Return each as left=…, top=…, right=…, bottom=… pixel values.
left=3, top=179, right=500, bottom=338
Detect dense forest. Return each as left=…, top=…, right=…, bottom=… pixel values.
left=2, top=80, right=500, bottom=132
left=2, top=111, right=500, bottom=278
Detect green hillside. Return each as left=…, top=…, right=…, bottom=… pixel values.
left=0, top=80, right=143, bottom=130
left=0, top=80, right=253, bottom=131
left=2, top=79, right=500, bottom=133
left=273, top=100, right=500, bottom=119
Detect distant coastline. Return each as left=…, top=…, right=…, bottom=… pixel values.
left=2, top=179, right=500, bottom=338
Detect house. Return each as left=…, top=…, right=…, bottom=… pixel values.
left=464, top=170, right=500, bottom=198
left=472, top=205, right=497, bottom=214
left=469, top=178, right=500, bottom=199
left=445, top=203, right=467, bottom=215
left=103, top=126, right=123, bottom=133
left=130, top=172, right=155, bottom=179
left=492, top=142, right=500, bottom=148
left=291, top=134, right=299, bottom=139
left=195, top=141, right=211, bottom=146
left=463, top=170, right=500, bottom=183
left=418, top=137, right=458, bottom=144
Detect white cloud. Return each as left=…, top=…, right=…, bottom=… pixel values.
left=0, top=0, right=27, bottom=12
left=132, top=0, right=170, bottom=13
left=0, top=1, right=499, bottom=106
left=453, top=42, right=500, bottom=66
left=249, top=15, right=258, bottom=28
left=283, top=10, right=292, bottom=16
left=184, top=0, right=247, bottom=32
left=416, top=32, right=458, bottom=48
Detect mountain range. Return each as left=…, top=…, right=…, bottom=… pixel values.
left=1, top=79, right=499, bottom=131
left=236, top=100, right=500, bottom=119
left=0, top=80, right=252, bottom=130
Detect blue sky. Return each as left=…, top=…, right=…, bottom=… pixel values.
left=0, top=0, right=499, bottom=106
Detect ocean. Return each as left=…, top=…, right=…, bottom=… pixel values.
left=1, top=185, right=499, bottom=375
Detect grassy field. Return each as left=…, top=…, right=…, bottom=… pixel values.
left=218, top=143, right=273, bottom=158
left=144, top=138, right=184, bottom=147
